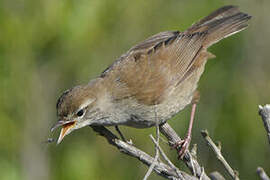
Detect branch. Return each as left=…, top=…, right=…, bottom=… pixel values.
left=90, top=125, right=197, bottom=180
left=201, top=130, right=239, bottom=180
left=159, top=123, right=210, bottom=180
left=257, top=167, right=270, bottom=180
left=257, top=105, right=270, bottom=180
left=259, top=104, right=270, bottom=146
left=143, top=123, right=160, bottom=180
left=150, top=134, right=184, bottom=179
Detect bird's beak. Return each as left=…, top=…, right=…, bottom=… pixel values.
left=51, top=120, right=76, bottom=144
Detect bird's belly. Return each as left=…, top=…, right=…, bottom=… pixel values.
left=122, top=94, right=193, bottom=128
left=120, top=87, right=195, bottom=128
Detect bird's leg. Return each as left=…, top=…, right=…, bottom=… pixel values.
left=115, top=125, right=133, bottom=145
left=174, top=91, right=200, bottom=159
left=115, top=125, right=127, bottom=142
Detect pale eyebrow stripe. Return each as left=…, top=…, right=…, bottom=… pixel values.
left=78, top=98, right=95, bottom=111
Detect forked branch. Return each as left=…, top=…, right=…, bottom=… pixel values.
left=201, top=130, right=239, bottom=180
left=90, top=123, right=230, bottom=180
left=90, top=125, right=197, bottom=180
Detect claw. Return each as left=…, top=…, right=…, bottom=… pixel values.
left=173, top=136, right=191, bottom=159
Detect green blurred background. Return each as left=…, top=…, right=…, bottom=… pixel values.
left=0, top=0, right=269, bottom=179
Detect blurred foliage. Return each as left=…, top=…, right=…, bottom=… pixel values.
left=0, top=0, right=270, bottom=180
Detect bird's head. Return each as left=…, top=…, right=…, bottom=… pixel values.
left=51, top=80, right=106, bottom=144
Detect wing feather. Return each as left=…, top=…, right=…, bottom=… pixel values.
left=104, top=32, right=207, bottom=105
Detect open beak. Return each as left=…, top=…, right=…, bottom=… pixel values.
left=51, top=120, right=76, bottom=144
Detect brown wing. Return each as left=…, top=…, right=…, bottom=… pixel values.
left=102, top=6, right=251, bottom=106
left=101, top=31, right=180, bottom=77
left=103, top=32, right=207, bottom=105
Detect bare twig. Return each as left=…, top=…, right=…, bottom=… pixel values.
left=258, top=104, right=270, bottom=146
left=257, top=105, right=270, bottom=180
left=143, top=122, right=160, bottom=180
left=150, top=134, right=184, bottom=179
left=257, top=167, right=270, bottom=180
left=199, top=167, right=205, bottom=180
left=201, top=130, right=239, bottom=180
left=90, top=125, right=198, bottom=180
left=160, top=123, right=210, bottom=180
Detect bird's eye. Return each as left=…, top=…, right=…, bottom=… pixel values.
left=76, top=109, right=84, bottom=117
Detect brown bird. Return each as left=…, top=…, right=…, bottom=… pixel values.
left=51, top=5, right=251, bottom=156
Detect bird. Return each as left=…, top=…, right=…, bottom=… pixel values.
left=51, top=5, right=251, bottom=156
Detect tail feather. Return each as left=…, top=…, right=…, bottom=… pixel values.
left=186, top=5, right=251, bottom=47
left=187, top=5, right=239, bottom=32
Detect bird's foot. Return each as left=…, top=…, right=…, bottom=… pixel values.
left=173, top=136, right=191, bottom=159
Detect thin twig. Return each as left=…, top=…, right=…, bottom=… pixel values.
left=143, top=122, right=160, bottom=180
left=90, top=125, right=197, bottom=180
left=150, top=134, right=184, bottom=179
left=199, top=167, right=204, bottom=180
left=201, top=130, right=239, bottom=180
left=257, top=105, right=270, bottom=180
left=160, top=123, right=210, bottom=180
left=258, top=104, right=270, bottom=146
left=257, top=167, right=270, bottom=180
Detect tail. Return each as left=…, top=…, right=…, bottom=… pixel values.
left=185, top=5, right=252, bottom=47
